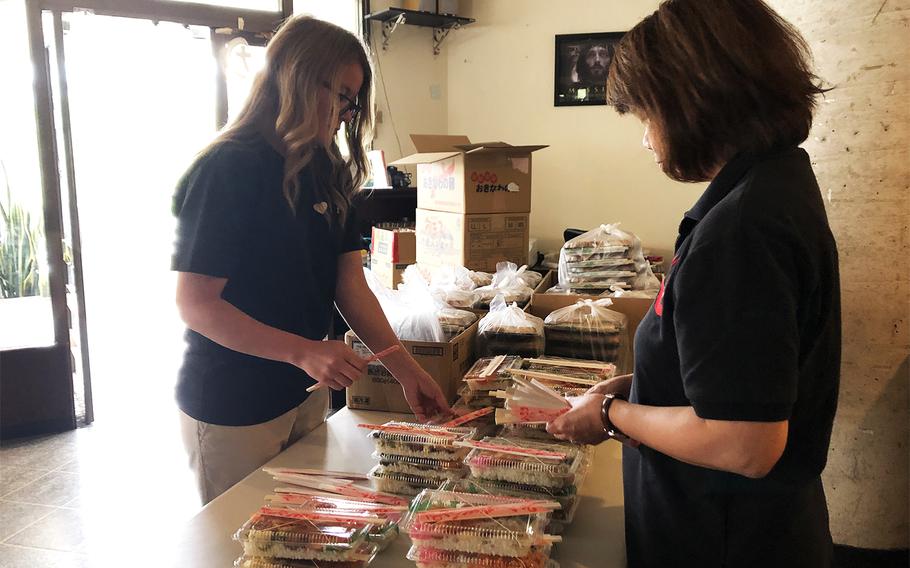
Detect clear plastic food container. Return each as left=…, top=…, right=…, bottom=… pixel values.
left=404, top=490, right=554, bottom=558
left=234, top=555, right=369, bottom=568
left=375, top=452, right=469, bottom=481
left=463, top=356, right=523, bottom=391
left=233, top=510, right=378, bottom=563
left=463, top=438, right=585, bottom=489
left=368, top=422, right=478, bottom=461
left=406, top=545, right=553, bottom=568
left=368, top=465, right=447, bottom=496
left=456, top=385, right=506, bottom=409
left=440, top=479, right=581, bottom=526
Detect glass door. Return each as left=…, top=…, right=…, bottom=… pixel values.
left=56, top=12, right=220, bottom=424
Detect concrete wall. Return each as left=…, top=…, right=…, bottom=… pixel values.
left=369, top=0, right=910, bottom=548
left=766, top=0, right=910, bottom=549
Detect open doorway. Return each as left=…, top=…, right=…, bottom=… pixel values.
left=61, top=12, right=218, bottom=426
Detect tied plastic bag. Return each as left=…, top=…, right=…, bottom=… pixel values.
left=364, top=267, right=445, bottom=342
left=474, top=262, right=534, bottom=309
left=476, top=295, right=545, bottom=358
left=543, top=298, right=631, bottom=372
left=404, top=264, right=479, bottom=309
left=558, top=223, right=660, bottom=293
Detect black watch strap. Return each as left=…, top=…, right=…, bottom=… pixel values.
left=601, top=393, right=632, bottom=444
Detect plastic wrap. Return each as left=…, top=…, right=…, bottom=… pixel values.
left=558, top=224, right=660, bottom=293
left=517, top=270, right=543, bottom=290
left=463, top=355, right=522, bottom=392
left=461, top=437, right=586, bottom=490
left=403, top=490, right=556, bottom=557
left=368, top=465, right=447, bottom=496
left=438, top=308, right=478, bottom=340
left=469, top=270, right=494, bottom=288
left=442, top=478, right=580, bottom=526
left=457, top=386, right=506, bottom=410
left=375, top=452, right=469, bottom=481
left=474, top=262, right=534, bottom=309
left=543, top=299, right=627, bottom=363
left=365, top=422, right=478, bottom=461
left=364, top=267, right=445, bottom=342
left=476, top=297, right=545, bottom=358
left=233, top=509, right=378, bottom=563
left=234, top=556, right=368, bottom=568
left=518, top=357, right=616, bottom=382
left=406, top=545, right=553, bottom=568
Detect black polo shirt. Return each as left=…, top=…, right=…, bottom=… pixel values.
left=624, top=147, right=840, bottom=567
left=171, top=135, right=363, bottom=426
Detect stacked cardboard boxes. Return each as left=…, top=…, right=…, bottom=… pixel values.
left=392, top=134, right=546, bottom=273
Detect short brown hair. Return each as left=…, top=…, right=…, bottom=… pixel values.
left=606, top=0, right=827, bottom=182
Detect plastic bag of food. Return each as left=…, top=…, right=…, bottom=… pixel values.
left=543, top=298, right=631, bottom=371
left=476, top=295, right=545, bottom=358
left=404, top=264, right=479, bottom=309
left=558, top=224, right=659, bottom=293
left=365, top=267, right=445, bottom=342
left=474, top=262, right=534, bottom=309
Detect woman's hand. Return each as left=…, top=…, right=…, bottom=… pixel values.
left=547, top=394, right=610, bottom=445
left=398, top=370, right=453, bottom=423
left=586, top=373, right=633, bottom=397
left=292, top=339, right=367, bottom=391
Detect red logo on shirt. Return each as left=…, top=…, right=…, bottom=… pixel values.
left=654, top=256, right=679, bottom=317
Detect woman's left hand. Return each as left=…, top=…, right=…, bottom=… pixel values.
left=399, top=371, right=454, bottom=423
left=547, top=394, right=610, bottom=445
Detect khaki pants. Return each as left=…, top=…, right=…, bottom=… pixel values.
left=179, top=388, right=329, bottom=505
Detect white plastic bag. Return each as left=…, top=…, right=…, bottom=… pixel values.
left=474, top=262, right=534, bottom=309
left=543, top=299, right=629, bottom=366
left=364, top=267, right=445, bottom=342
left=558, top=223, right=660, bottom=293
left=476, top=295, right=545, bottom=357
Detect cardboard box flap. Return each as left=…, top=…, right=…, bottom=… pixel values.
left=410, top=134, right=472, bottom=152
left=460, top=144, right=549, bottom=156
left=454, top=141, right=512, bottom=151
left=390, top=151, right=462, bottom=166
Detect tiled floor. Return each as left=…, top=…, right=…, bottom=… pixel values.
left=0, top=404, right=201, bottom=568
left=0, top=309, right=202, bottom=568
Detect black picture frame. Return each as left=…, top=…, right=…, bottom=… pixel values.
left=555, top=32, right=625, bottom=107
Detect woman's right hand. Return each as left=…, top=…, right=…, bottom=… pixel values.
left=292, top=339, right=367, bottom=391
left=586, top=373, right=633, bottom=398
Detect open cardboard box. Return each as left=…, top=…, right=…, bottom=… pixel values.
left=392, top=134, right=547, bottom=214
left=344, top=322, right=478, bottom=413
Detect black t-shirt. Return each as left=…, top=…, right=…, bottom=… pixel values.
left=624, top=147, right=840, bottom=567
left=171, top=135, right=364, bottom=426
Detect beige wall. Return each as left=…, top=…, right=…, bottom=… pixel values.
left=365, top=0, right=449, bottom=166
left=371, top=0, right=910, bottom=549
left=446, top=0, right=704, bottom=258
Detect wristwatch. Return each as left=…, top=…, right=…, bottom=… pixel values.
left=601, top=393, right=632, bottom=444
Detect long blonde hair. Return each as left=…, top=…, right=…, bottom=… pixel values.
left=209, top=15, right=374, bottom=221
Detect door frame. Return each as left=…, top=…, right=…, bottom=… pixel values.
left=3, top=0, right=291, bottom=438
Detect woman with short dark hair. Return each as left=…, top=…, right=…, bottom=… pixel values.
left=547, top=1, right=840, bottom=565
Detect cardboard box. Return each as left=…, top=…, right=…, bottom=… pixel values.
left=344, top=323, right=478, bottom=413
left=371, top=227, right=416, bottom=264
left=392, top=134, right=547, bottom=214
left=370, top=257, right=407, bottom=289
left=416, top=208, right=530, bottom=273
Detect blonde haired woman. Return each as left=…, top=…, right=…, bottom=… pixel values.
left=172, top=15, right=450, bottom=504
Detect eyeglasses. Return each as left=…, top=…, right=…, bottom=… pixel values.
left=339, top=91, right=362, bottom=119
left=323, top=83, right=362, bottom=119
